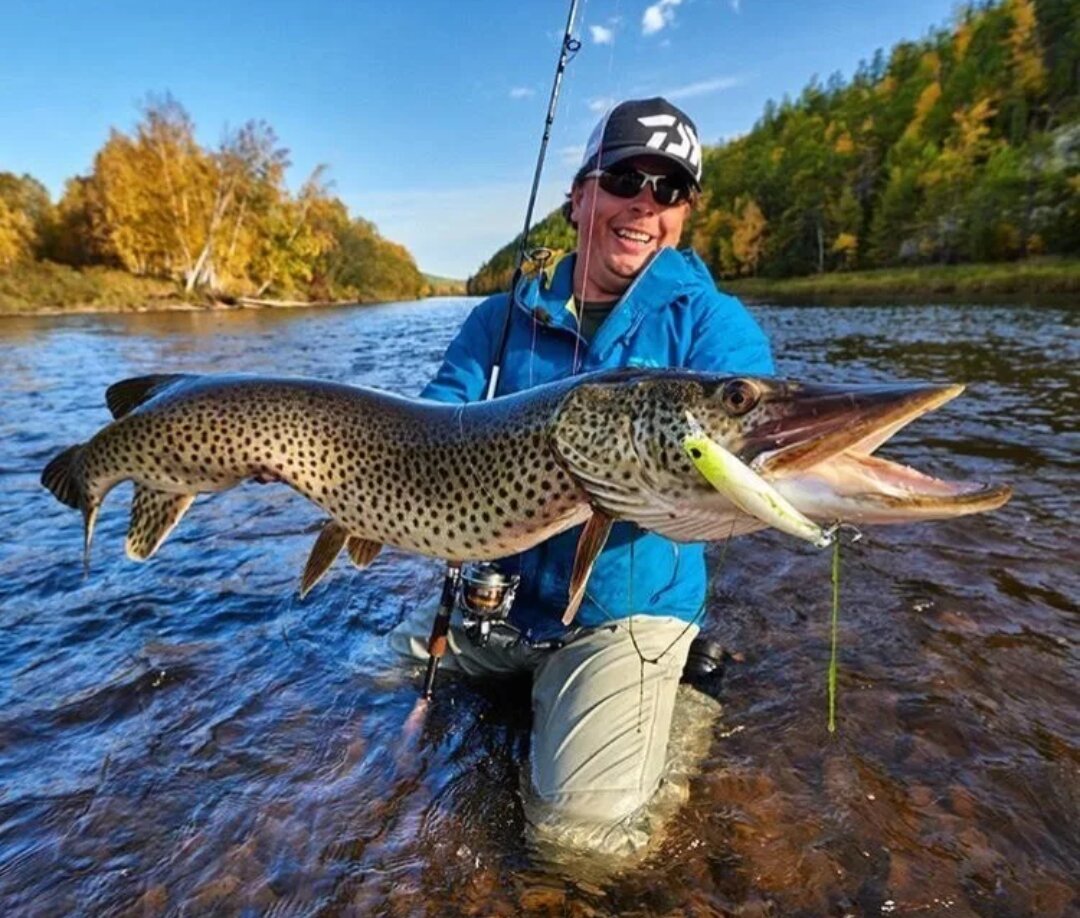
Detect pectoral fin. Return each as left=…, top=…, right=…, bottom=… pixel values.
left=299, top=523, right=383, bottom=599
left=125, top=486, right=196, bottom=560
left=300, top=521, right=349, bottom=598
left=562, top=510, right=614, bottom=626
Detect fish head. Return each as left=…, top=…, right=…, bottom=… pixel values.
left=552, top=370, right=1011, bottom=536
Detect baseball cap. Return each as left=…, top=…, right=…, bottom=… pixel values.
left=577, top=97, right=703, bottom=188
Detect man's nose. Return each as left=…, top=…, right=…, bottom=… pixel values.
left=629, top=186, right=660, bottom=211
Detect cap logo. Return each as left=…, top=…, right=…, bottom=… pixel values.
left=637, top=114, right=702, bottom=171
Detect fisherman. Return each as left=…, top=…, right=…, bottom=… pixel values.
left=390, top=98, right=774, bottom=853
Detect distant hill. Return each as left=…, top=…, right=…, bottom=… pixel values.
left=467, top=208, right=575, bottom=296
left=469, top=0, right=1080, bottom=292
left=422, top=272, right=467, bottom=296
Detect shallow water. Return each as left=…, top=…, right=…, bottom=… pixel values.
left=0, top=298, right=1076, bottom=916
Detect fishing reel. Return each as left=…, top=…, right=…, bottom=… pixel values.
left=456, top=562, right=520, bottom=646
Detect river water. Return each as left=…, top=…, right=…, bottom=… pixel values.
left=0, top=298, right=1075, bottom=916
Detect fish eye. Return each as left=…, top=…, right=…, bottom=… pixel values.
left=720, top=379, right=760, bottom=416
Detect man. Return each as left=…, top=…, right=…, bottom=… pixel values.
left=391, top=98, right=774, bottom=854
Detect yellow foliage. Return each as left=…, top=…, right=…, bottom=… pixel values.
left=920, top=51, right=942, bottom=79
left=831, top=232, right=858, bottom=254
left=1007, top=0, right=1047, bottom=94
left=770, top=147, right=784, bottom=165
left=0, top=199, right=35, bottom=268
left=953, top=96, right=998, bottom=153
left=731, top=198, right=767, bottom=276
left=905, top=82, right=942, bottom=140
left=954, top=22, right=972, bottom=60
left=876, top=76, right=897, bottom=97
left=831, top=232, right=858, bottom=268
left=834, top=132, right=854, bottom=155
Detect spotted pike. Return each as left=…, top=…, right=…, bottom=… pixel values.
left=41, top=370, right=1011, bottom=619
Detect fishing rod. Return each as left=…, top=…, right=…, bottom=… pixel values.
left=421, top=0, right=582, bottom=698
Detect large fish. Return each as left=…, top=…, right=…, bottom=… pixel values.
left=41, top=370, right=1011, bottom=619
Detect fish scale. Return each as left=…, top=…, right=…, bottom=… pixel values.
left=41, top=368, right=1011, bottom=615
left=79, top=375, right=593, bottom=563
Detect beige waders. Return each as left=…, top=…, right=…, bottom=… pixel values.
left=389, top=604, right=699, bottom=856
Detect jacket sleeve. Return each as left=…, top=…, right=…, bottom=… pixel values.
left=685, top=290, right=775, bottom=375
left=420, top=295, right=507, bottom=404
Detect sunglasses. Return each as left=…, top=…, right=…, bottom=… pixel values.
left=583, top=167, right=693, bottom=206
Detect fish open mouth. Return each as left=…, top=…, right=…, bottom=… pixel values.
left=746, top=382, right=1012, bottom=521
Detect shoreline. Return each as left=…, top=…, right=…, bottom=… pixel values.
left=723, top=259, right=1080, bottom=306
left=0, top=297, right=361, bottom=319
left=3, top=259, right=1076, bottom=317
left=0, top=261, right=468, bottom=318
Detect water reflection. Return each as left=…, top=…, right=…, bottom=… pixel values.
left=0, top=298, right=1076, bottom=915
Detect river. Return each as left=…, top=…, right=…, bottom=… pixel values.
left=0, top=298, right=1075, bottom=916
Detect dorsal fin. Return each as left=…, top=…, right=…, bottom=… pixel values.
left=106, top=374, right=192, bottom=419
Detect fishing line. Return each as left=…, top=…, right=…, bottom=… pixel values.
left=824, top=521, right=860, bottom=733
left=595, top=517, right=737, bottom=732
left=570, top=0, right=623, bottom=377
left=828, top=534, right=841, bottom=733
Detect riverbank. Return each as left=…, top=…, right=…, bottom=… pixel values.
left=723, top=259, right=1080, bottom=304
left=0, top=261, right=467, bottom=317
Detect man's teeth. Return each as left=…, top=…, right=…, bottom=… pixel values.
left=615, top=228, right=651, bottom=243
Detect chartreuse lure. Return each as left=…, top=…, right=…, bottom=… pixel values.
left=681, top=411, right=846, bottom=732
left=681, top=411, right=833, bottom=549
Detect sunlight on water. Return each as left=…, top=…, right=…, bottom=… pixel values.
left=0, top=299, right=1076, bottom=915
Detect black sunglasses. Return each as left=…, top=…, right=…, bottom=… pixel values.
left=583, top=167, right=693, bottom=206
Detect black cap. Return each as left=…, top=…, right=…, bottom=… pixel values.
left=577, top=97, right=703, bottom=188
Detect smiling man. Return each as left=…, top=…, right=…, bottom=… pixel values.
left=391, top=98, right=773, bottom=855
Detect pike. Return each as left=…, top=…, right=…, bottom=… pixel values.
left=41, top=370, right=1011, bottom=621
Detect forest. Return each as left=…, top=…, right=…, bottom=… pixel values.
left=0, top=96, right=432, bottom=310
left=468, top=0, right=1080, bottom=295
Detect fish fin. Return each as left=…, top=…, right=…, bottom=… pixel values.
left=106, top=374, right=192, bottom=419
left=300, top=520, right=349, bottom=598
left=42, top=443, right=85, bottom=509
left=555, top=436, right=762, bottom=542
left=345, top=536, right=382, bottom=569
left=562, top=510, right=614, bottom=626
left=41, top=444, right=100, bottom=574
left=83, top=502, right=100, bottom=577
left=124, top=486, right=195, bottom=561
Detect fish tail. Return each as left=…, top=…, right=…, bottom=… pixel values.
left=41, top=443, right=100, bottom=575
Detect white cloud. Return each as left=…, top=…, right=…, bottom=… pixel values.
left=509, top=87, right=535, bottom=99
left=662, top=75, right=745, bottom=100
left=587, top=96, right=615, bottom=114
left=559, top=144, right=586, bottom=166
left=642, top=0, right=681, bottom=36
left=589, top=24, right=614, bottom=45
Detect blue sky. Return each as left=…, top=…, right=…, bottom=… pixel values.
left=1, top=0, right=958, bottom=277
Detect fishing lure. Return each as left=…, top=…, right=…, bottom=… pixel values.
left=681, top=411, right=833, bottom=548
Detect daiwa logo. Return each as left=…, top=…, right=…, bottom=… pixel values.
left=637, top=114, right=702, bottom=172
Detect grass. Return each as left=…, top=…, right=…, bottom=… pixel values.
left=723, top=258, right=1080, bottom=303
left=0, top=260, right=183, bottom=315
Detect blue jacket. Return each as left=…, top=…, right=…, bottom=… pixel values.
left=423, top=248, right=774, bottom=641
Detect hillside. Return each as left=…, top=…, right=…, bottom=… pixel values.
left=468, top=0, right=1080, bottom=295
